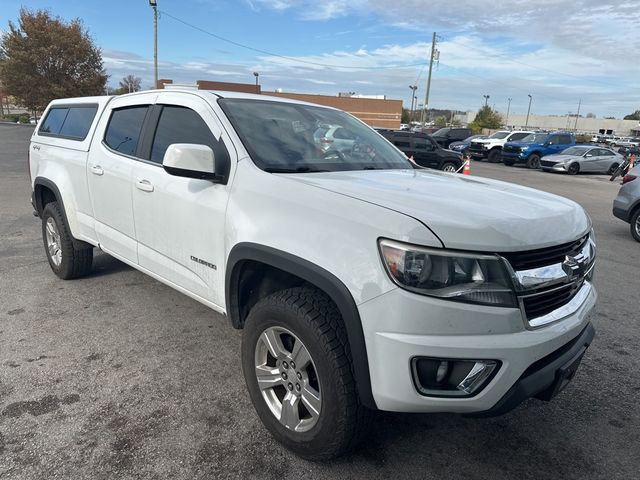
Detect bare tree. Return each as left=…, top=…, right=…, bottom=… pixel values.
left=119, top=74, right=142, bottom=93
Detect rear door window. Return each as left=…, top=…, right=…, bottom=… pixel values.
left=559, top=135, right=573, bottom=144
left=39, top=108, right=69, bottom=135
left=149, top=105, right=230, bottom=165
left=104, top=106, right=149, bottom=156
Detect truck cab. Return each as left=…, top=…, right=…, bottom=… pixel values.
left=502, top=132, right=576, bottom=169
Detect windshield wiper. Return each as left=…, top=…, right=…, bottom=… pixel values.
left=264, top=166, right=329, bottom=173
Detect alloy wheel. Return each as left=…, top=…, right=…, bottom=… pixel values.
left=45, top=217, right=62, bottom=267
left=254, top=326, right=321, bottom=432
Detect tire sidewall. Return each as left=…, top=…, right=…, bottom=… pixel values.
left=631, top=210, right=640, bottom=242
left=488, top=149, right=500, bottom=163
left=568, top=163, right=580, bottom=175
left=241, top=300, right=349, bottom=457
left=527, top=154, right=541, bottom=169
left=42, top=204, right=69, bottom=277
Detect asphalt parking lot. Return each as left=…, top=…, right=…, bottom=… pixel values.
left=1, top=122, right=639, bottom=480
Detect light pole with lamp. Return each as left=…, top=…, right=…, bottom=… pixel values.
left=483, top=95, right=490, bottom=106
left=253, top=72, right=259, bottom=88
left=149, top=0, right=158, bottom=88
left=409, top=85, right=417, bottom=123
left=525, top=94, right=532, bottom=128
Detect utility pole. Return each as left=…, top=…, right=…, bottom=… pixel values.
left=420, top=32, right=437, bottom=125
left=505, top=98, right=512, bottom=126
left=574, top=99, right=582, bottom=131
left=525, top=94, right=532, bottom=128
left=409, top=85, right=417, bottom=123
left=483, top=95, right=490, bottom=106
left=150, top=0, right=158, bottom=88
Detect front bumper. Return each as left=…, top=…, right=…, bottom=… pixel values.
left=501, top=152, right=527, bottom=163
left=541, top=163, right=569, bottom=173
left=358, top=282, right=596, bottom=413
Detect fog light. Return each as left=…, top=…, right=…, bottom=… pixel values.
left=411, top=357, right=500, bottom=397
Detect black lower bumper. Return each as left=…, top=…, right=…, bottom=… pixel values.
left=612, top=206, right=629, bottom=222
left=469, top=322, right=595, bottom=417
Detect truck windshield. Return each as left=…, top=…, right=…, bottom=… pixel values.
left=520, top=133, right=548, bottom=143
left=218, top=98, right=411, bottom=172
left=488, top=132, right=510, bottom=139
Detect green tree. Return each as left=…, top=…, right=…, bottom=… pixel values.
left=434, top=116, right=447, bottom=127
left=469, top=105, right=503, bottom=132
left=0, top=8, right=107, bottom=112
left=624, top=110, right=640, bottom=121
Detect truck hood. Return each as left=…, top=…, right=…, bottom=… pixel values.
left=287, top=169, right=590, bottom=252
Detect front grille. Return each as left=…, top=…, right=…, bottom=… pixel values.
left=503, top=145, right=521, bottom=154
left=500, top=235, right=589, bottom=270
left=468, top=143, right=484, bottom=152
left=521, top=283, right=581, bottom=319
left=540, top=160, right=557, bottom=167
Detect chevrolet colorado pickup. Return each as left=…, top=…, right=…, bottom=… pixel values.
left=29, top=89, right=597, bottom=460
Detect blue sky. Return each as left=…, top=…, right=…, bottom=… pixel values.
left=1, top=0, right=639, bottom=118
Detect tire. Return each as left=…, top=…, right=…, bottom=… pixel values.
left=241, top=287, right=370, bottom=460
left=526, top=154, right=541, bottom=169
left=441, top=162, right=458, bottom=173
left=41, top=202, right=93, bottom=279
left=607, top=163, right=619, bottom=176
left=631, top=209, right=640, bottom=243
left=503, top=159, right=515, bottom=166
left=567, top=163, right=580, bottom=175
left=487, top=149, right=501, bottom=163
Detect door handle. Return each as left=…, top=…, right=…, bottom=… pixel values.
left=90, top=165, right=104, bottom=176
left=135, top=179, right=154, bottom=192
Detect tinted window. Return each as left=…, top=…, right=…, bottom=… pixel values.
left=105, top=106, right=149, bottom=156
left=39, top=108, right=69, bottom=135
left=599, top=149, right=614, bottom=156
left=547, top=135, right=561, bottom=144
left=508, top=133, right=530, bottom=142
left=150, top=106, right=230, bottom=166
left=394, top=140, right=411, bottom=148
left=413, top=138, right=430, bottom=149
left=59, top=106, right=98, bottom=139
left=559, top=135, right=573, bottom=144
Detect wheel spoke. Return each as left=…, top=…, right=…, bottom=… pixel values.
left=290, top=339, right=312, bottom=369
left=280, top=392, right=301, bottom=430
left=260, top=329, right=289, bottom=359
left=46, top=221, right=56, bottom=237
left=301, top=385, right=321, bottom=417
left=255, top=365, right=283, bottom=391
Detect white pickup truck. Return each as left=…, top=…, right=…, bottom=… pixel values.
left=29, top=88, right=596, bottom=460
left=468, top=130, right=533, bottom=162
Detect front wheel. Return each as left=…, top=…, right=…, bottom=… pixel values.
left=441, top=162, right=458, bottom=173
left=567, top=163, right=580, bottom=175
left=487, top=149, right=501, bottom=163
left=526, top=154, right=541, bottom=169
left=241, top=287, right=370, bottom=460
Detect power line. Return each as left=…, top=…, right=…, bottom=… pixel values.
left=159, top=10, right=427, bottom=71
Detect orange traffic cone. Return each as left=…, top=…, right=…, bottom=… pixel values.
left=463, top=157, right=471, bottom=175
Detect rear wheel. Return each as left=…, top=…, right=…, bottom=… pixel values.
left=242, top=287, right=370, bottom=460
left=567, top=163, right=580, bottom=175
left=441, top=162, right=457, bottom=173
left=631, top=209, right=640, bottom=243
left=487, top=149, right=501, bottom=163
left=41, top=202, right=93, bottom=279
left=526, top=154, right=541, bottom=169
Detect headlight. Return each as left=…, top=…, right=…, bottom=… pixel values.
left=520, top=145, right=529, bottom=151
left=379, top=239, right=517, bottom=307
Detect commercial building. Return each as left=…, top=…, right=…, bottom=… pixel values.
left=454, top=110, right=640, bottom=136
left=157, top=79, right=402, bottom=129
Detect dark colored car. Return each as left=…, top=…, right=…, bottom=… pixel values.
left=617, top=146, right=640, bottom=157
left=380, top=131, right=463, bottom=172
left=448, top=135, right=488, bottom=154
left=431, top=127, right=474, bottom=148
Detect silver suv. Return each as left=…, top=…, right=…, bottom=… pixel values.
left=613, top=165, right=640, bottom=242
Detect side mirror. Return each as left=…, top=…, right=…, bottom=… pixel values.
left=585, top=153, right=593, bottom=157
left=163, top=143, right=223, bottom=182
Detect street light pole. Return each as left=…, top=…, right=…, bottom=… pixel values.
left=525, top=94, right=532, bottom=128
left=483, top=95, right=490, bottom=106
left=420, top=32, right=437, bottom=125
left=506, top=98, right=512, bottom=126
left=253, top=72, right=259, bottom=90
left=149, top=0, right=158, bottom=88
left=574, top=99, right=582, bottom=131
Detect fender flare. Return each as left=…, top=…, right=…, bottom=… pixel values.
left=33, top=177, right=90, bottom=249
left=226, top=242, right=376, bottom=409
